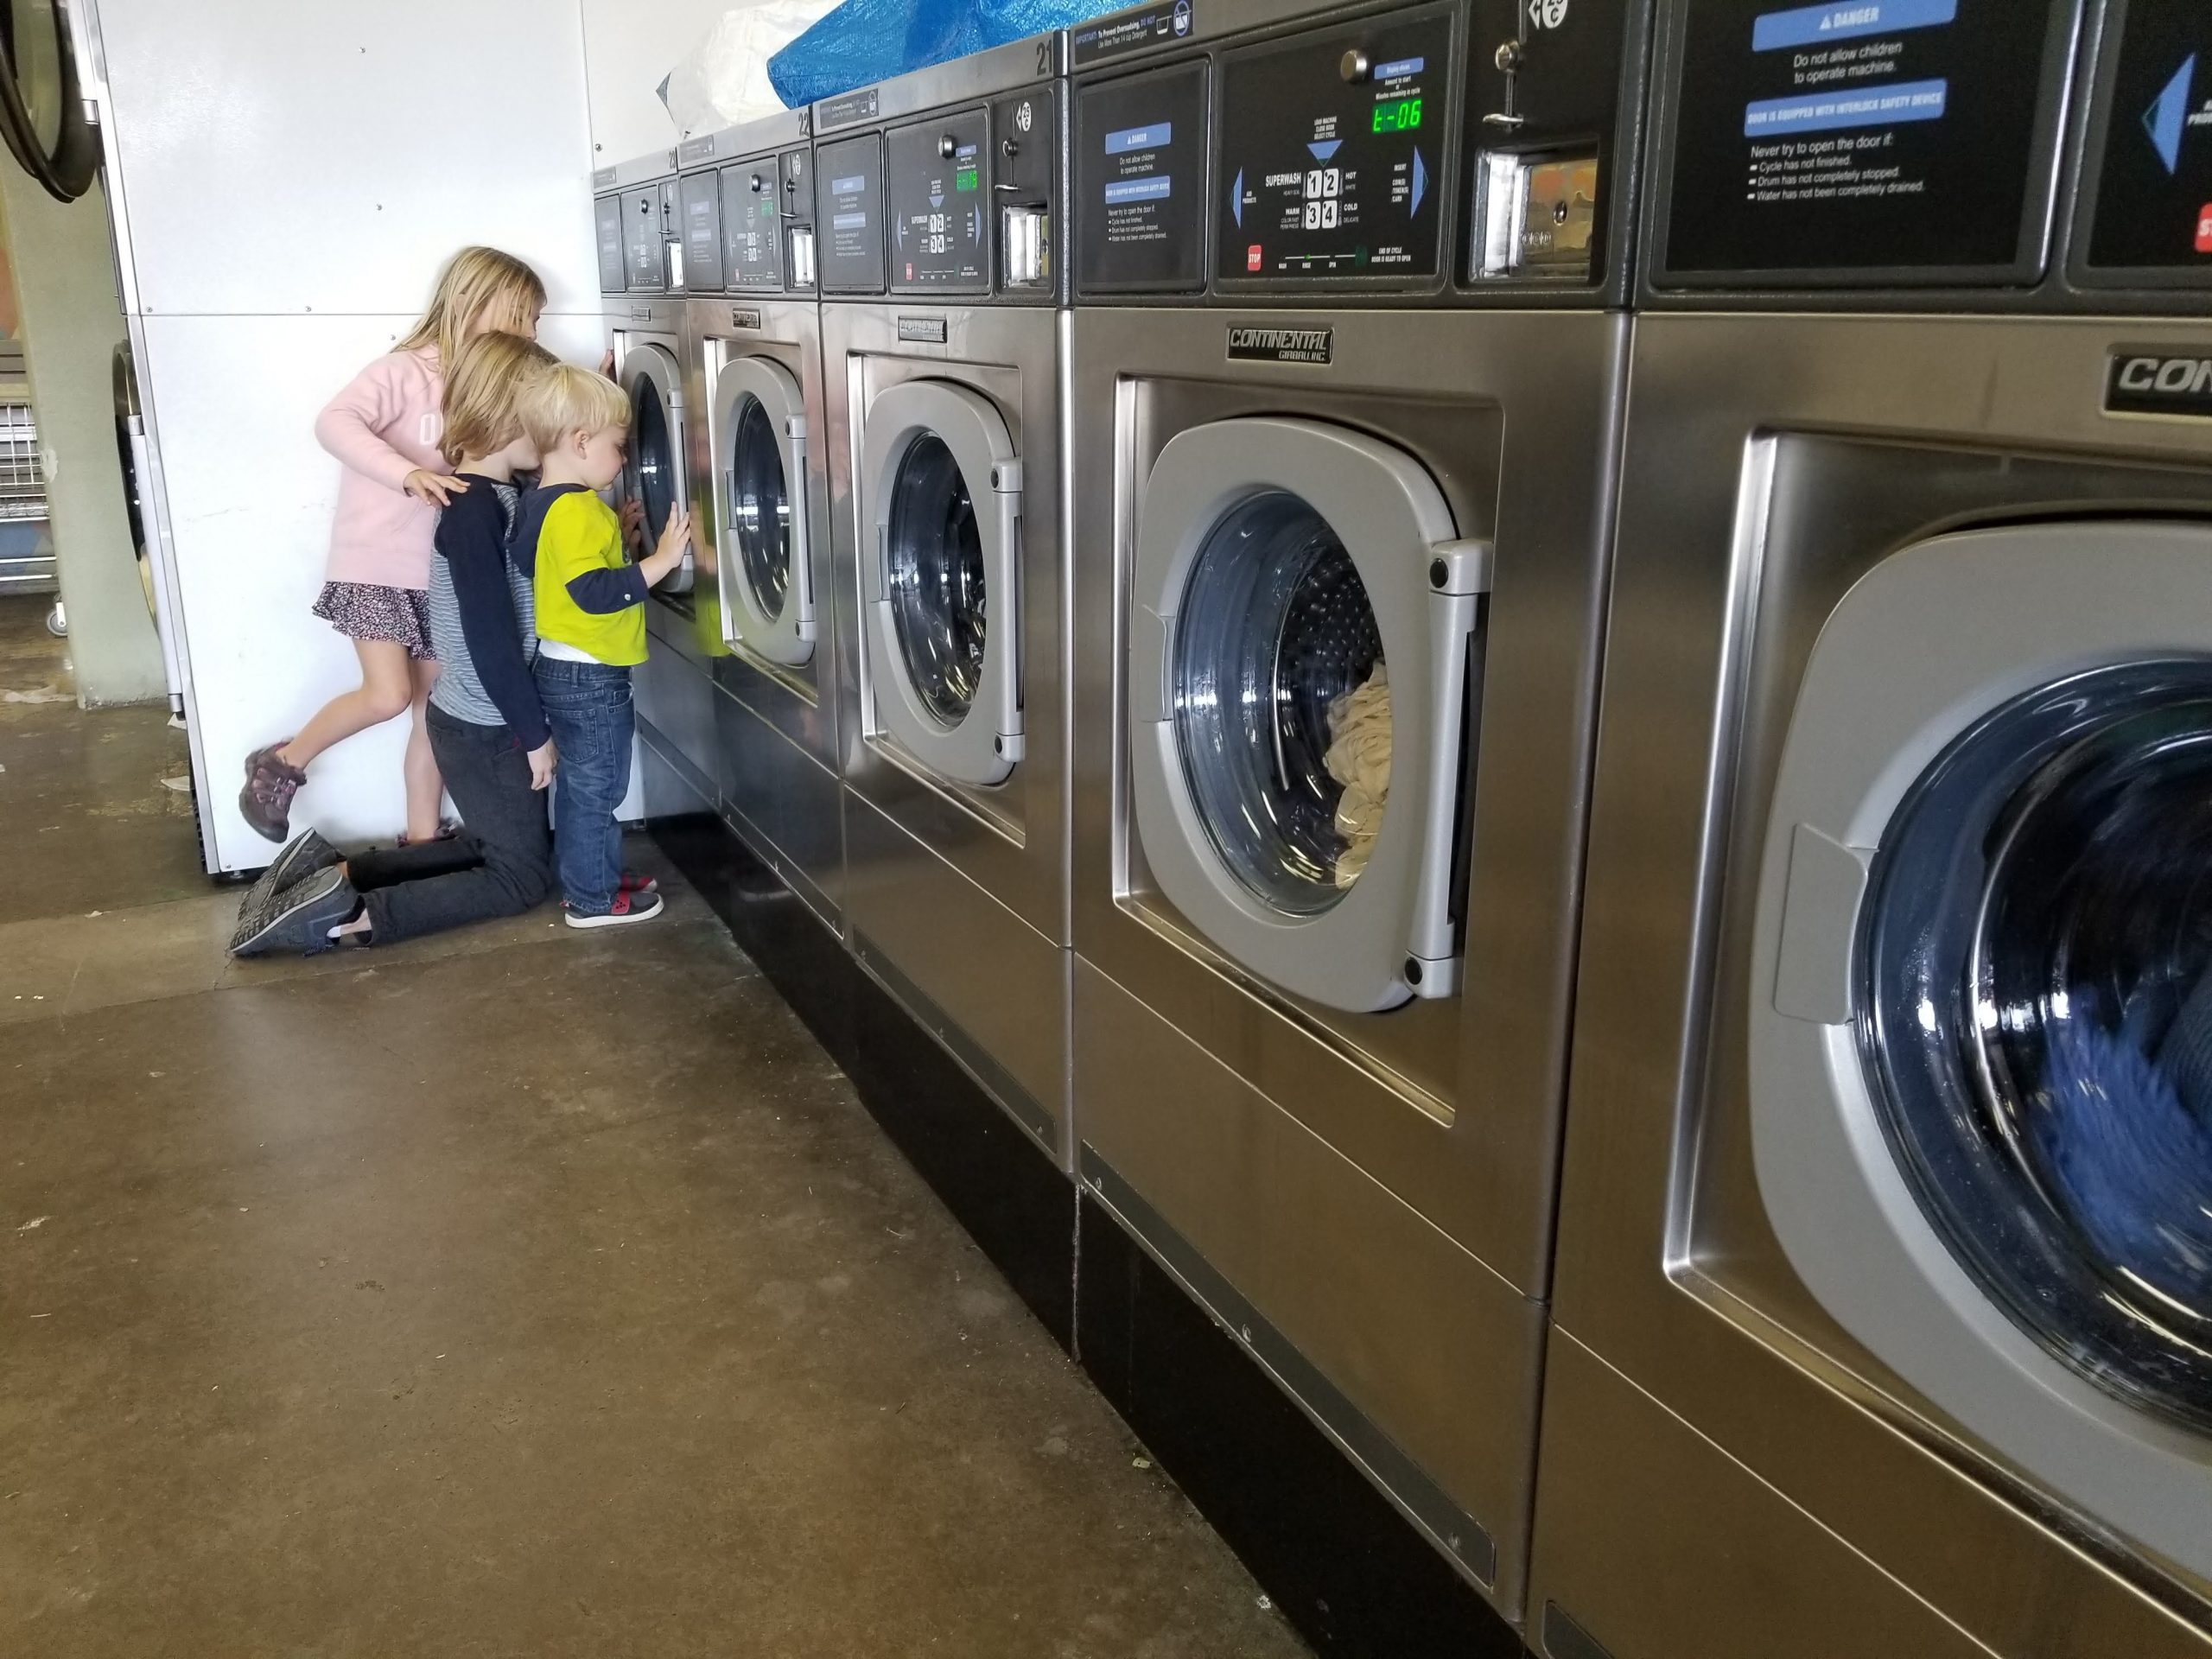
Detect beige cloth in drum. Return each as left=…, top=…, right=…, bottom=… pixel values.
left=1325, top=662, right=1391, bottom=888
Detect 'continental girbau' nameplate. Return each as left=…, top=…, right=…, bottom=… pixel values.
left=1226, top=325, right=1332, bottom=365
left=2107, top=349, right=2212, bottom=418
left=897, top=315, right=949, bottom=344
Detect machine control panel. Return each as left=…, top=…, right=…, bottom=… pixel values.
left=1215, top=6, right=1455, bottom=285
left=887, top=108, right=991, bottom=292
left=1075, top=60, right=1209, bottom=293
left=681, top=170, right=724, bottom=291
left=594, top=195, right=627, bottom=292
left=620, top=186, right=664, bottom=290
left=816, top=133, right=887, bottom=293
left=722, top=157, right=785, bottom=289
left=621, top=181, right=685, bottom=291
left=2082, top=0, right=2212, bottom=280
left=992, top=86, right=1059, bottom=295
left=1658, top=0, right=2066, bottom=283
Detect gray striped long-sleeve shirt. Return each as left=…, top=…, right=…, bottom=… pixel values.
left=427, top=476, right=546, bottom=747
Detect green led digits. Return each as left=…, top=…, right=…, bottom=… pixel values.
left=1371, top=96, right=1421, bottom=133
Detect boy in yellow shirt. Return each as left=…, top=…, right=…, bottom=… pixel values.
left=514, top=364, right=691, bottom=927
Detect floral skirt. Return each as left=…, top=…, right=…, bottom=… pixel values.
left=311, top=581, right=434, bottom=661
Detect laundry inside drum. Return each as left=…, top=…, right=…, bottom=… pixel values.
left=1171, top=489, right=1389, bottom=917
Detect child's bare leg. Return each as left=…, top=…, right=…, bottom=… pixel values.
left=279, top=639, right=413, bottom=769
left=402, top=658, right=444, bottom=842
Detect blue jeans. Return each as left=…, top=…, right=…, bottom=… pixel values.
left=534, top=656, right=633, bottom=914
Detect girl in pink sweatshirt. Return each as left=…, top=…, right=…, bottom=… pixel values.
left=239, top=246, right=548, bottom=844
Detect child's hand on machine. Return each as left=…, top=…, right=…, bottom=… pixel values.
left=640, top=509, right=692, bottom=588
left=620, top=496, right=646, bottom=556
left=527, top=739, right=557, bottom=792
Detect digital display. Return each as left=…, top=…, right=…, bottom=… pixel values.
left=1373, top=96, right=1421, bottom=133
left=956, top=167, right=979, bottom=193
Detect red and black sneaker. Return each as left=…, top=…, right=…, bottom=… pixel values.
left=618, top=871, right=658, bottom=896
left=563, top=889, right=664, bottom=930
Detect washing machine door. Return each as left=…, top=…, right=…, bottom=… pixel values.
left=0, top=0, right=98, bottom=202
left=620, top=341, right=691, bottom=595
left=858, top=378, right=1023, bottom=788
left=1751, top=520, right=2212, bottom=1582
left=710, top=353, right=813, bottom=665
left=1128, top=417, right=1489, bottom=1014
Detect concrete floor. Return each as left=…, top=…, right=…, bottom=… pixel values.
left=0, top=599, right=1308, bottom=1657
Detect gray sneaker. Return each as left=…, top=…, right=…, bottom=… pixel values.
left=230, top=866, right=359, bottom=958
left=230, top=830, right=341, bottom=951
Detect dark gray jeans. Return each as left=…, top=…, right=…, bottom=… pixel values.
left=346, top=704, right=553, bottom=944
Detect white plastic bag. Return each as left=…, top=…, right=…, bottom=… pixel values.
left=660, top=2, right=840, bottom=134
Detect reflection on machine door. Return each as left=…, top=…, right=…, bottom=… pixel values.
left=1863, top=659, right=2212, bottom=1433
left=619, top=344, right=692, bottom=597
left=712, top=351, right=816, bottom=668
left=858, top=376, right=1025, bottom=791
left=0, top=0, right=99, bottom=201
left=730, top=392, right=791, bottom=622
left=1129, top=416, right=1488, bottom=1015
left=886, top=431, right=988, bottom=728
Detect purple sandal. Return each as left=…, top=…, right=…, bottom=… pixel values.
left=239, top=743, right=306, bottom=843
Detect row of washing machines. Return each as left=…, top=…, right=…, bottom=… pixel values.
left=597, top=2, right=2212, bottom=1653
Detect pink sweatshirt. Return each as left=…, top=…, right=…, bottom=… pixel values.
left=313, top=346, right=449, bottom=590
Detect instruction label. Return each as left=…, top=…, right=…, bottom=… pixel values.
left=1662, top=0, right=2061, bottom=277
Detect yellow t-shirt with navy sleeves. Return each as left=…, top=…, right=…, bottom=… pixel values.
left=518, top=484, right=651, bottom=668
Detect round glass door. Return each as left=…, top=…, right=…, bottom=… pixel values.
left=628, top=376, right=677, bottom=543
left=1861, top=659, right=2212, bottom=1433
left=856, top=377, right=1022, bottom=789
left=0, top=0, right=95, bottom=200
left=1171, top=491, right=1389, bottom=916
left=727, top=391, right=791, bottom=624
left=885, top=431, right=987, bottom=728
left=3, top=1, right=60, bottom=151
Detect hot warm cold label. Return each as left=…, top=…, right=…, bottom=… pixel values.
left=1075, top=61, right=1208, bottom=292
left=1663, top=0, right=2062, bottom=276
left=1215, top=9, right=1452, bottom=282
left=2088, top=0, right=2212, bottom=274
left=815, top=134, right=886, bottom=292
left=721, top=162, right=785, bottom=289
left=887, top=111, right=989, bottom=291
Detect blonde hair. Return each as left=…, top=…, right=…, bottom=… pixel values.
left=519, top=362, right=631, bottom=454
left=395, top=246, right=546, bottom=371
left=440, top=332, right=557, bottom=466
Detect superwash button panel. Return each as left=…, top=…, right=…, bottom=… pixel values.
left=887, top=108, right=991, bottom=292
left=1215, top=3, right=1458, bottom=286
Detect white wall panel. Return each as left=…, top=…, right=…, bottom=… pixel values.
left=94, top=0, right=599, bottom=317
left=140, top=312, right=608, bottom=871
left=581, top=0, right=743, bottom=162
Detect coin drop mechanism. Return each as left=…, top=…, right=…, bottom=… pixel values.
left=1474, top=34, right=1598, bottom=280
left=996, top=132, right=1050, bottom=290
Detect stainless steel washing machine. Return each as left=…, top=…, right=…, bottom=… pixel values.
left=674, top=109, right=842, bottom=922
left=1528, top=4, right=2212, bottom=1656
left=1067, top=0, right=1649, bottom=1621
left=817, top=38, right=1068, bottom=1160
left=595, top=145, right=716, bottom=815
